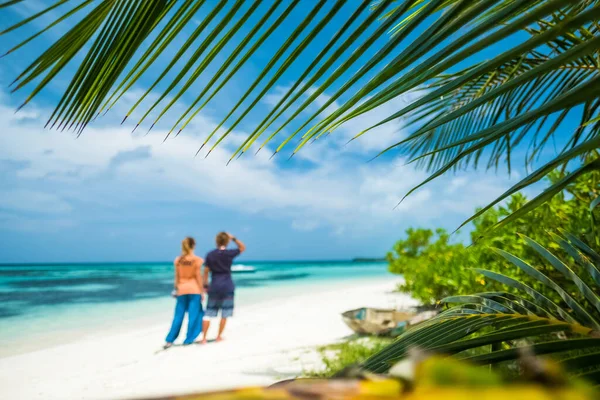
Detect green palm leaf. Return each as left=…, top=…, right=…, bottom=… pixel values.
left=520, top=234, right=600, bottom=315
left=453, top=137, right=600, bottom=234
left=491, top=247, right=600, bottom=329
left=98, top=0, right=210, bottom=119
left=440, top=295, right=517, bottom=314
left=229, top=0, right=373, bottom=160
left=164, top=0, right=284, bottom=140
left=206, top=0, right=347, bottom=158
left=362, top=313, right=596, bottom=373
left=473, top=268, right=577, bottom=323
left=478, top=292, right=557, bottom=318
left=138, top=0, right=251, bottom=133
left=177, top=0, right=301, bottom=141
left=551, top=232, right=600, bottom=286
left=123, top=0, right=231, bottom=131
left=460, top=338, right=600, bottom=364
left=262, top=0, right=424, bottom=157
left=560, top=230, right=600, bottom=265
left=300, top=0, right=581, bottom=145
left=2, top=0, right=600, bottom=229
left=0, top=1, right=23, bottom=8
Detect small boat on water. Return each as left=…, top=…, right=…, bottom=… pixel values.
left=342, top=308, right=415, bottom=336
left=231, top=265, right=256, bottom=273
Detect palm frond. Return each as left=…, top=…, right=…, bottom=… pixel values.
left=363, top=313, right=598, bottom=373
left=2, top=0, right=600, bottom=227
left=591, top=195, right=600, bottom=245
left=454, top=138, right=600, bottom=234
left=0, top=1, right=24, bottom=9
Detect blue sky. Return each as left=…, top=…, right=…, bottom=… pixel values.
left=0, top=1, right=551, bottom=263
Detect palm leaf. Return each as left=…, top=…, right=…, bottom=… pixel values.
left=520, top=234, right=600, bottom=315
left=0, top=0, right=69, bottom=35
left=247, top=0, right=400, bottom=156
left=362, top=313, right=596, bottom=373
left=0, top=1, right=23, bottom=8
left=491, top=247, right=600, bottom=329
left=478, top=292, right=557, bottom=318
left=453, top=137, right=600, bottom=234
left=591, top=195, right=600, bottom=245
left=274, top=0, right=474, bottom=155
left=164, top=0, right=287, bottom=139
left=98, top=0, right=210, bottom=119
left=263, top=0, right=426, bottom=157
left=178, top=0, right=301, bottom=141
left=229, top=0, right=373, bottom=160
left=205, top=0, right=347, bottom=157
left=474, top=268, right=577, bottom=324
left=123, top=0, right=232, bottom=131
left=551, top=232, right=600, bottom=287
left=460, top=338, right=600, bottom=364
left=198, top=0, right=325, bottom=155
left=137, top=0, right=251, bottom=133
left=2, top=0, right=600, bottom=228
left=440, top=295, right=517, bottom=314
left=301, top=0, right=583, bottom=145
left=560, top=229, right=600, bottom=266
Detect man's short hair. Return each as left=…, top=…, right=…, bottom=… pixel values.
left=216, top=232, right=230, bottom=247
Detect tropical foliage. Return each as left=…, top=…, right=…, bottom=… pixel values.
left=388, top=227, right=473, bottom=305
left=389, top=167, right=600, bottom=305
left=1, top=0, right=599, bottom=226
left=305, top=337, right=393, bottom=378
left=365, top=232, right=600, bottom=386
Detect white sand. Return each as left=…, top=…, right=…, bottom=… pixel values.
left=0, top=279, right=415, bottom=400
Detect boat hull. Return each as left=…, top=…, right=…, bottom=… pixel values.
left=342, top=308, right=415, bottom=336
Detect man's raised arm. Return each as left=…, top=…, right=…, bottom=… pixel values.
left=229, top=233, right=246, bottom=253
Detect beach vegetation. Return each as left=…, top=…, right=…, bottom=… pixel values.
left=389, top=167, right=600, bottom=305
left=366, top=229, right=600, bottom=384
left=305, top=337, right=393, bottom=378
left=379, top=169, right=600, bottom=384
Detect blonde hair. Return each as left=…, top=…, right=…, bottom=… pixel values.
left=181, top=237, right=195, bottom=256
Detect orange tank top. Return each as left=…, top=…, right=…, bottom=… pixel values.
left=175, top=255, right=202, bottom=295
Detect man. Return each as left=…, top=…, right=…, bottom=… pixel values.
left=201, top=232, right=245, bottom=343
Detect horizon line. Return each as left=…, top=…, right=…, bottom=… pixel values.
left=0, top=257, right=387, bottom=267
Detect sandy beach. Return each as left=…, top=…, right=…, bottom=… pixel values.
left=0, top=278, right=414, bottom=400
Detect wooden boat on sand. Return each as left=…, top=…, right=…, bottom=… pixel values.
left=341, top=308, right=415, bottom=336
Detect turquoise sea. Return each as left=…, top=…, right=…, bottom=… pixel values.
left=0, top=260, right=390, bottom=357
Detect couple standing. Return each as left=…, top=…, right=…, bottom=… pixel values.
left=164, top=232, right=245, bottom=349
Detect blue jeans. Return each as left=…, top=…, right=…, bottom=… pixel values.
left=165, top=294, right=203, bottom=344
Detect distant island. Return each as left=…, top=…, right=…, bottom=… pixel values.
left=351, top=257, right=386, bottom=262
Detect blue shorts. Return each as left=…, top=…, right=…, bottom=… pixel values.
left=205, top=291, right=234, bottom=318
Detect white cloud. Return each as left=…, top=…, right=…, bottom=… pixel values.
left=446, top=177, right=468, bottom=194
left=0, top=87, right=515, bottom=237
left=0, top=211, right=76, bottom=233
left=261, top=83, right=423, bottom=156
left=305, top=87, right=341, bottom=117
left=0, top=189, right=72, bottom=214
left=291, top=219, right=320, bottom=232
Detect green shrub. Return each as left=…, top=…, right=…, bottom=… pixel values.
left=388, top=169, right=600, bottom=306
left=305, top=337, right=393, bottom=378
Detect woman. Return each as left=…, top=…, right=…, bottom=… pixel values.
left=164, top=237, right=204, bottom=349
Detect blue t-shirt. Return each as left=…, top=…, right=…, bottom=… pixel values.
left=205, top=248, right=240, bottom=293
